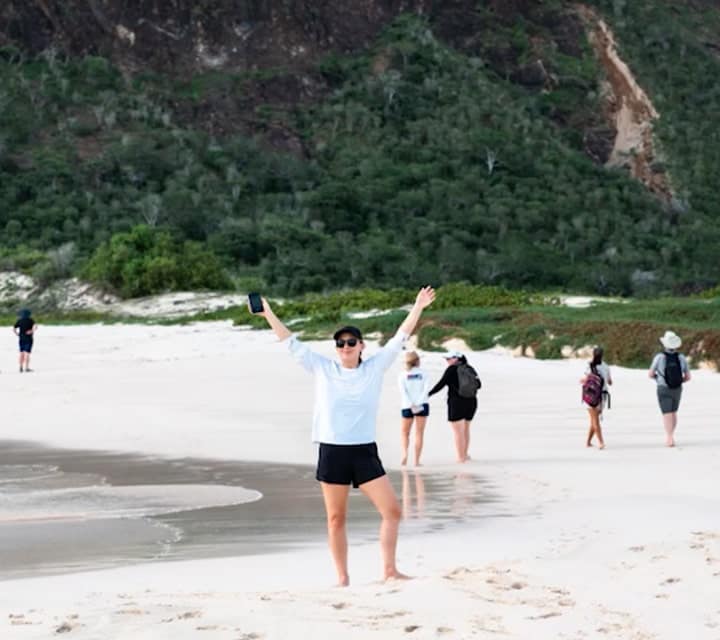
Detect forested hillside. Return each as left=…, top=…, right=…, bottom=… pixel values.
left=1, top=1, right=719, bottom=298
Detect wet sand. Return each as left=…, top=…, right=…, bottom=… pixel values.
left=0, top=440, right=498, bottom=581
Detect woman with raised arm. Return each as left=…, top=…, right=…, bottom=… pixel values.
left=252, top=286, right=435, bottom=586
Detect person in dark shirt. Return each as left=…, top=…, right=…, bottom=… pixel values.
left=428, top=351, right=478, bottom=463
left=13, top=308, right=37, bottom=373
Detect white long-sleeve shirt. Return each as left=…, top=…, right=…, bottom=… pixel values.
left=287, top=332, right=409, bottom=444
left=398, top=366, right=430, bottom=409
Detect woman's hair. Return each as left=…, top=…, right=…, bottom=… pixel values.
left=404, top=350, right=420, bottom=370
left=591, top=346, right=604, bottom=367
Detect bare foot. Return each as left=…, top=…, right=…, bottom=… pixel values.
left=384, top=570, right=412, bottom=582
left=414, top=461, right=422, bottom=467
left=336, top=575, right=350, bottom=587
left=400, top=456, right=407, bottom=466
left=598, top=443, right=605, bottom=450
left=586, top=443, right=594, bottom=447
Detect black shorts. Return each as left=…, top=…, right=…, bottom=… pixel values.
left=401, top=403, right=429, bottom=418
left=448, top=397, right=477, bottom=422
left=19, top=337, right=33, bottom=353
left=316, top=443, right=386, bottom=488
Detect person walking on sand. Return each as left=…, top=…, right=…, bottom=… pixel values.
left=428, top=351, right=480, bottom=463
left=252, top=286, right=435, bottom=586
left=580, top=346, right=612, bottom=449
left=13, top=309, right=37, bottom=373
left=649, top=331, right=690, bottom=447
left=398, top=351, right=430, bottom=467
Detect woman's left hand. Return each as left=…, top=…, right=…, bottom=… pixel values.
left=415, top=286, right=436, bottom=309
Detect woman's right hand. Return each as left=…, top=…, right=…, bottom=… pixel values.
left=248, top=296, right=272, bottom=318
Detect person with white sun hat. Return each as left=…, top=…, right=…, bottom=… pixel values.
left=649, top=330, right=691, bottom=447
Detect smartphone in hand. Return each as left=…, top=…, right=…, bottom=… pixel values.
left=248, top=292, right=264, bottom=314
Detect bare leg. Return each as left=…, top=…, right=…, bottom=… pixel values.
left=25, top=353, right=31, bottom=371
left=18, top=352, right=25, bottom=372
left=591, top=408, right=605, bottom=448
left=320, top=482, right=351, bottom=586
left=400, top=417, right=412, bottom=465
left=413, top=417, right=426, bottom=466
left=586, top=408, right=603, bottom=448
left=462, top=421, right=471, bottom=461
left=450, top=421, right=466, bottom=463
left=359, top=475, right=409, bottom=581
left=663, top=412, right=676, bottom=446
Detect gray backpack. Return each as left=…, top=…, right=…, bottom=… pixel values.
left=456, top=363, right=481, bottom=398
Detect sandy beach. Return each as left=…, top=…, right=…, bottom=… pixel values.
left=1, top=322, right=719, bottom=639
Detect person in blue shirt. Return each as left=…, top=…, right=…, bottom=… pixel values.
left=253, top=286, right=435, bottom=586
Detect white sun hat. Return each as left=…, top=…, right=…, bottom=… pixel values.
left=660, top=330, right=682, bottom=350
left=443, top=350, right=463, bottom=359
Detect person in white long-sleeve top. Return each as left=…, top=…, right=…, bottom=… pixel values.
left=398, top=351, right=430, bottom=467
left=253, top=286, right=435, bottom=587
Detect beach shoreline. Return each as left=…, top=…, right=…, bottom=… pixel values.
left=2, top=323, right=719, bottom=639
left=0, top=439, right=495, bottom=582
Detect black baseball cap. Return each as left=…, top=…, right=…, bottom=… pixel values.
left=333, top=325, right=363, bottom=341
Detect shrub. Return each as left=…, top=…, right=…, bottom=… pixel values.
left=83, top=224, right=231, bottom=297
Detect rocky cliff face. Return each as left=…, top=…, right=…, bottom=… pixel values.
left=1, top=2, right=610, bottom=152
left=1, top=1, right=436, bottom=73
left=0, top=1, right=670, bottom=190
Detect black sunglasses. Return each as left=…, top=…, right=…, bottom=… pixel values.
left=335, top=338, right=358, bottom=348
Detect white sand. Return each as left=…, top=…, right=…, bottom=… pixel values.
left=2, top=322, right=719, bottom=639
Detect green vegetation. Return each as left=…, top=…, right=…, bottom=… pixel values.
left=1, top=3, right=720, bottom=298
left=82, top=225, right=231, bottom=297
left=163, top=284, right=719, bottom=369
left=6, top=282, right=719, bottom=370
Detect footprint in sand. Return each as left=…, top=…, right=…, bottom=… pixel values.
left=161, top=610, right=203, bottom=623
left=661, top=577, right=681, bottom=585
left=331, top=602, right=349, bottom=610
left=443, top=566, right=474, bottom=580
left=9, top=614, right=36, bottom=626
left=527, top=611, right=562, bottom=620
left=56, top=621, right=80, bottom=634
left=116, top=608, right=148, bottom=615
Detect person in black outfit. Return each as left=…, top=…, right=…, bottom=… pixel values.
left=428, top=351, right=477, bottom=463
left=13, top=308, right=37, bottom=373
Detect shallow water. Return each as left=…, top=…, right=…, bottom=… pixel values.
left=0, top=440, right=500, bottom=580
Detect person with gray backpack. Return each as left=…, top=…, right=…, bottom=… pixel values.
left=649, top=330, right=691, bottom=447
left=429, top=351, right=481, bottom=463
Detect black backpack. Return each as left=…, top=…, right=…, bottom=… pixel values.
left=456, top=363, right=481, bottom=398
left=663, top=352, right=683, bottom=389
